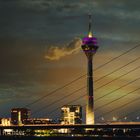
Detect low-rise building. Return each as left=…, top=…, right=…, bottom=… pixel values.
left=23, top=118, right=54, bottom=125
left=1, top=118, right=11, bottom=126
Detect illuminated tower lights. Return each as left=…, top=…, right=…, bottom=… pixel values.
left=81, top=15, right=99, bottom=125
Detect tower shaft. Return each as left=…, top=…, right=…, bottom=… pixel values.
left=81, top=14, right=99, bottom=125
left=86, top=59, right=94, bottom=124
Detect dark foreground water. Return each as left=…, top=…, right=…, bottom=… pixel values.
left=0, top=136, right=140, bottom=140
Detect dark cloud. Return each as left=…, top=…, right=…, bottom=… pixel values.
left=0, top=0, right=140, bottom=43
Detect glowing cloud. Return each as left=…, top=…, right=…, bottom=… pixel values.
left=45, top=38, right=82, bottom=60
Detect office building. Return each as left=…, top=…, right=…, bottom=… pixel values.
left=11, top=108, right=30, bottom=125
left=61, top=105, right=82, bottom=124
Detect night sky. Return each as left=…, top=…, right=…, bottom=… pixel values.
left=0, top=0, right=140, bottom=122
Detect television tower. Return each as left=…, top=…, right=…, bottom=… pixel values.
left=81, top=15, right=99, bottom=125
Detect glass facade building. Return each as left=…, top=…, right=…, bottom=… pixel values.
left=61, top=105, right=82, bottom=124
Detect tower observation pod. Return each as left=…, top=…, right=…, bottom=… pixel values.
left=81, top=14, right=99, bottom=125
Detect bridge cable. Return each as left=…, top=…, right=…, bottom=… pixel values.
left=32, top=60, right=140, bottom=116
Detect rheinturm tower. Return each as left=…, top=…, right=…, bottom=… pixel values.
left=81, top=15, right=99, bottom=125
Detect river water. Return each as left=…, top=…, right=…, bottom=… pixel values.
left=0, top=136, right=139, bottom=140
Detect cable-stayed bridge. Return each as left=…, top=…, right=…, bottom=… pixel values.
left=23, top=42, right=140, bottom=123
left=0, top=42, right=140, bottom=137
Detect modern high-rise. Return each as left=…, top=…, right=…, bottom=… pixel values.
left=61, top=105, right=82, bottom=125
left=81, top=15, right=99, bottom=124
left=11, top=108, right=30, bottom=125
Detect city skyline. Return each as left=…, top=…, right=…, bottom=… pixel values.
left=0, top=0, right=140, bottom=122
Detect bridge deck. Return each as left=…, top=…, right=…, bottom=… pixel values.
left=0, top=124, right=140, bottom=129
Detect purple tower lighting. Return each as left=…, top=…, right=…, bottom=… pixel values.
left=81, top=14, right=99, bottom=125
